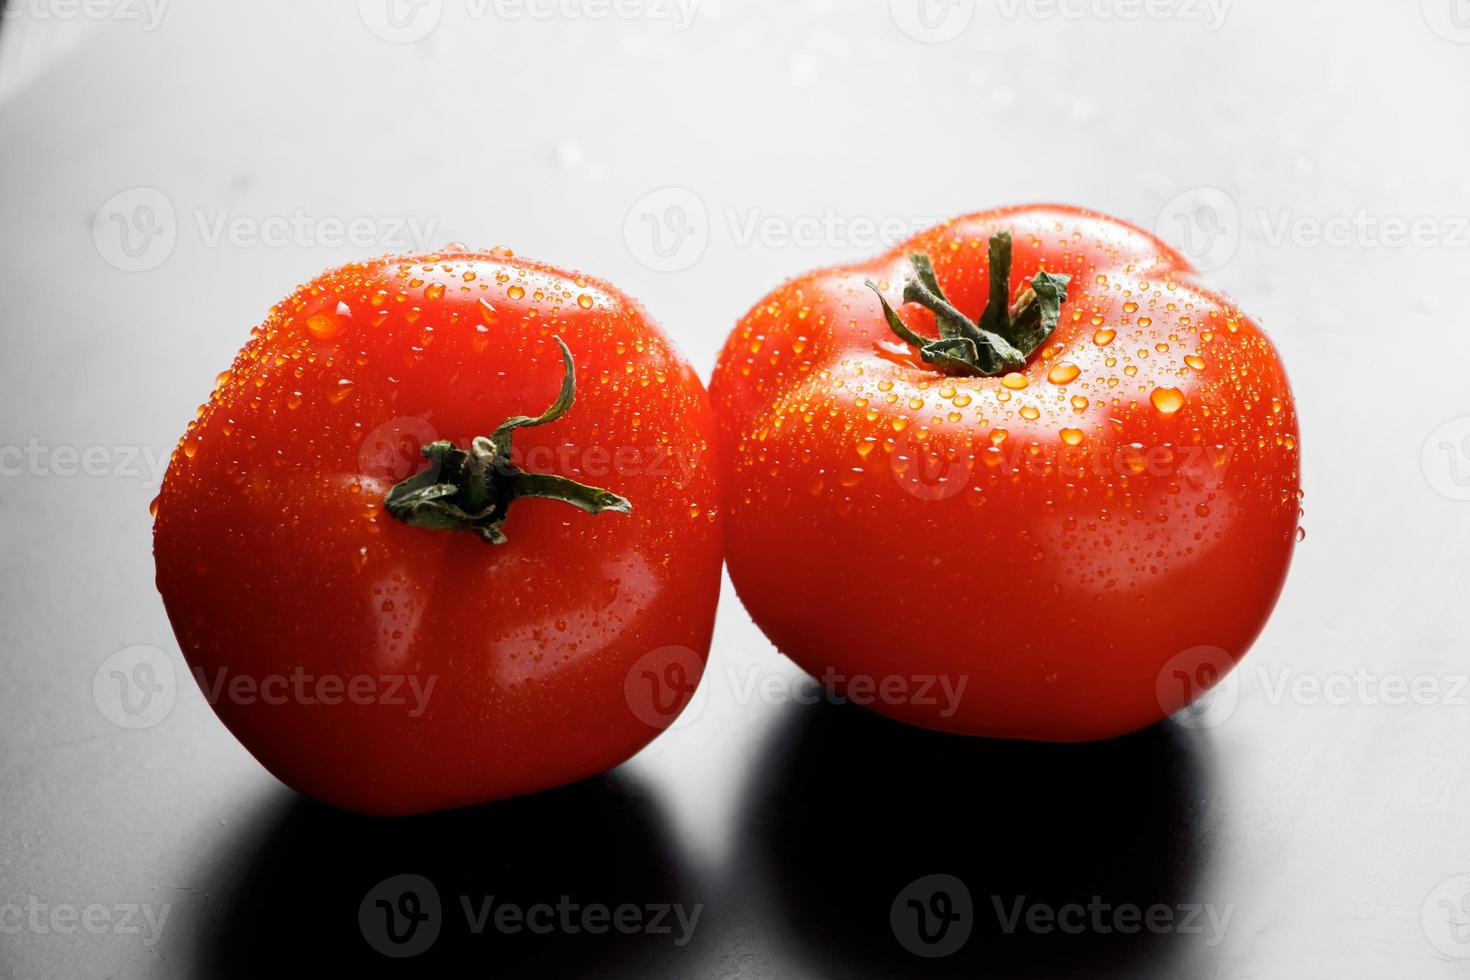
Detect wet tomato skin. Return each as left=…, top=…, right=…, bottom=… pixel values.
left=153, top=250, right=722, bottom=815
left=711, top=205, right=1300, bottom=741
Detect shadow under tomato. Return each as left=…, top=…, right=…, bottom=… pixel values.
left=194, top=773, right=707, bottom=979
left=724, top=699, right=1221, bottom=980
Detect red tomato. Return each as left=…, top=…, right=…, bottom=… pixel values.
left=711, top=205, right=1300, bottom=741
left=153, top=248, right=722, bottom=815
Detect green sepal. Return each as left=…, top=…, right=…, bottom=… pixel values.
left=383, top=337, right=632, bottom=545
left=865, top=231, right=1072, bottom=378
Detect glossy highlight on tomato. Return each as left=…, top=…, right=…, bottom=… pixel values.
left=153, top=248, right=722, bottom=815
left=711, top=205, right=1300, bottom=741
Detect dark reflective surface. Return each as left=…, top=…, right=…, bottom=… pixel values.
left=197, top=774, right=708, bottom=978
left=722, top=700, right=1219, bottom=978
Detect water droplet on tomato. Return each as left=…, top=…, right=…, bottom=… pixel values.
left=306, top=301, right=352, bottom=341
left=1047, top=363, right=1080, bottom=385
left=1150, top=387, right=1185, bottom=415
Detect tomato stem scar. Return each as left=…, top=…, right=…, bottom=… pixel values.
left=383, top=336, right=632, bottom=544
left=864, top=231, right=1072, bottom=377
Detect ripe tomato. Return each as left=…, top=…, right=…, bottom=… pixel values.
left=711, top=205, right=1300, bottom=741
left=153, top=248, right=722, bottom=815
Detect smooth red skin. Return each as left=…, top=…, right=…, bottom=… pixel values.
left=711, top=205, right=1300, bottom=741
left=154, top=251, right=722, bottom=815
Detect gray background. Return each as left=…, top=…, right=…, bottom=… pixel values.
left=2, top=0, right=1470, bottom=976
